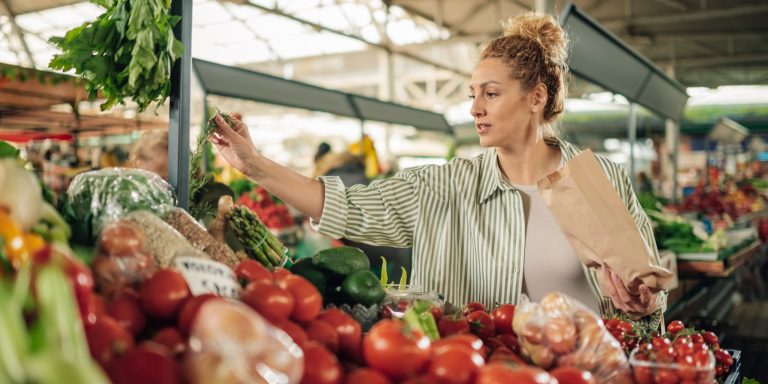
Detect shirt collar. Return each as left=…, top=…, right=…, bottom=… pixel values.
left=477, top=137, right=582, bottom=205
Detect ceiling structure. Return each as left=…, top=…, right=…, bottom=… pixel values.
left=0, top=0, right=766, bottom=134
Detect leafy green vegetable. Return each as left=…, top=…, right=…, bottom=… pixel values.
left=61, top=168, right=174, bottom=244
left=48, top=0, right=183, bottom=112
left=0, top=142, right=19, bottom=159
left=741, top=378, right=760, bottom=384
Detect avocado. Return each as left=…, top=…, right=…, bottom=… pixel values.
left=312, top=246, right=370, bottom=277
left=341, top=270, right=386, bottom=307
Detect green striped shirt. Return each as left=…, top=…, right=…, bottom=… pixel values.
left=314, top=139, right=666, bottom=328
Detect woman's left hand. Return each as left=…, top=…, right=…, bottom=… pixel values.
left=600, top=266, right=657, bottom=318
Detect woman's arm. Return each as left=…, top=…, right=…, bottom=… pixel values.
left=210, top=114, right=324, bottom=220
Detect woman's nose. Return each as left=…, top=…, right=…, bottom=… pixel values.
left=470, top=100, right=485, bottom=117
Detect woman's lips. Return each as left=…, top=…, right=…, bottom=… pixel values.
left=476, top=123, right=491, bottom=134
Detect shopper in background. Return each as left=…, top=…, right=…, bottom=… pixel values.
left=312, top=142, right=369, bottom=186
left=211, top=13, right=666, bottom=326
left=128, top=129, right=169, bottom=179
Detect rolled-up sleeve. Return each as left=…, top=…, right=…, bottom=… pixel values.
left=310, top=170, right=427, bottom=247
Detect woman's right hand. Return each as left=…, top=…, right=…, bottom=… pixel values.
left=210, top=114, right=259, bottom=178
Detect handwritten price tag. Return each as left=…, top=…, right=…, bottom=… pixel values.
left=174, top=257, right=240, bottom=299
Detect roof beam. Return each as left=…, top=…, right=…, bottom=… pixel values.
left=602, top=3, right=768, bottom=28
left=649, top=0, right=687, bottom=12
left=450, top=0, right=495, bottom=35
left=655, top=53, right=768, bottom=68
left=227, top=0, right=471, bottom=78
left=0, top=0, right=35, bottom=68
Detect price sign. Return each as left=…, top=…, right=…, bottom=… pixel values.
left=174, top=257, right=240, bottom=299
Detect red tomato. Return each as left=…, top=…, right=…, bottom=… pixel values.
left=301, top=341, right=343, bottom=384
left=79, top=291, right=102, bottom=326
left=427, top=347, right=484, bottom=384
left=690, top=333, right=704, bottom=344
left=241, top=280, right=295, bottom=323
left=106, top=342, right=181, bottom=384
left=497, top=333, right=521, bottom=354
left=466, top=311, right=496, bottom=339
left=108, top=291, right=146, bottom=336
left=633, top=366, right=654, bottom=384
left=139, top=269, right=191, bottom=319
left=714, top=349, right=733, bottom=366
left=306, top=319, right=340, bottom=354
left=482, top=337, right=504, bottom=353
left=152, top=327, right=186, bottom=356
left=317, top=308, right=362, bottom=357
left=234, top=259, right=272, bottom=286
left=401, top=375, right=440, bottom=384
left=432, top=334, right=484, bottom=355
left=490, top=304, right=516, bottom=334
left=666, top=320, right=685, bottom=335
left=654, top=368, right=679, bottom=384
left=272, top=267, right=292, bottom=285
left=85, top=315, right=134, bottom=365
left=461, top=302, right=487, bottom=316
left=550, top=367, right=596, bottom=384
left=363, top=319, right=431, bottom=381
left=488, top=347, right=526, bottom=365
left=430, top=306, right=444, bottom=322
left=344, top=368, right=391, bottom=384
left=437, top=315, right=470, bottom=337
left=274, top=319, right=308, bottom=346
left=280, top=275, right=322, bottom=323
left=475, top=363, right=554, bottom=384
left=177, top=293, right=219, bottom=336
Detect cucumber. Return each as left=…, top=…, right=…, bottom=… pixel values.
left=312, top=246, right=370, bottom=277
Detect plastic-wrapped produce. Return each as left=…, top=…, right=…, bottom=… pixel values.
left=91, top=219, right=156, bottom=298
left=163, top=207, right=240, bottom=268
left=61, top=168, right=175, bottom=244
left=185, top=299, right=304, bottom=384
left=123, top=211, right=207, bottom=268
left=512, top=292, right=632, bottom=384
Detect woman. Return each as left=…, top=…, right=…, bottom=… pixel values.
left=211, top=13, right=666, bottom=327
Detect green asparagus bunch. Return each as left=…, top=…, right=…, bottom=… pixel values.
left=228, top=205, right=287, bottom=268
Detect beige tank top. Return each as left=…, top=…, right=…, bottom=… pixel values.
left=509, top=181, right=599, bottom=313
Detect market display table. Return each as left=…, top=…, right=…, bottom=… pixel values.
left=677, top=240, right=762, bottom=277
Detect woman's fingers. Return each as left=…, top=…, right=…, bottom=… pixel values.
left=609, top=269, right=634, bottom=305
left=214, top=114, right=241, bottom=139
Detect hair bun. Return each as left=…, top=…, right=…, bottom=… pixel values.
left=503, top=13, right=568, bottom=66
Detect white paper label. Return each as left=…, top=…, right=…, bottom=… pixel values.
left=174, top=257, right=240, bottom=299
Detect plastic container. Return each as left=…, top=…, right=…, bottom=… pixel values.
left=629, top=347, right=715, bottom=384
left=378, top=286, right=444, bottom=319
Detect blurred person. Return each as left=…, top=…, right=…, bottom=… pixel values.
left=312, top=142, right=369, bottom=186
left=211, top=13, right=665, bottom=325
left=128, top=130, right=169, bottom=179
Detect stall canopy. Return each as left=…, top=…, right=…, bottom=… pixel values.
left=560, top=4, right=689, bottom=122
left=192, top=59, right=452, bottom=133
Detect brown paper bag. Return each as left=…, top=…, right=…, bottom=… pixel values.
left=537, top=149, right=673, bottom=293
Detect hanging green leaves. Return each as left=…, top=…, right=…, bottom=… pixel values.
left=48, top=0, right=184, bottom=112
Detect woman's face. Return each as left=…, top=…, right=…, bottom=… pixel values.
left=468, top=58, right=536, bottom=148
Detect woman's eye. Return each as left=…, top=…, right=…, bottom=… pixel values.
left=485, top=92, right=497, bottom=98
left=468, top=94, right=475, bottom=100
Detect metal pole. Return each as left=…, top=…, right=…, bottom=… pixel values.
left=169, top=0, right=192, bottom=209
left=628, top=102, right=637, bottom=187
left=665, top=118, right=680, bottom=203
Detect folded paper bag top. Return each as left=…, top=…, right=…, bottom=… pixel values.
left=537, top=149, right=673, bottom=294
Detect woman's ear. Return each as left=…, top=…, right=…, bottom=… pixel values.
left=530, top=83, right=548, bottom=113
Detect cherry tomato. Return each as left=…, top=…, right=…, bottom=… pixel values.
left=550, top=367, right=596, bottom=384
left=430, top=306, right=444, bottom=322
left=106, top=342, right=181, bottom=384
left=344, top=368, right=391, bottom=384
left=108, top=291, right=146, bottom=336
left=139, top=269, right=190, bottom=319
left=466, top=311, right=495, bottom=339
left=317, top=308, right=362, bottom=357
left=427, top=348, right=484, bottom=384
left=177, top=293, right=220, bottom=336
left=152, top=327, right=186, bottom=356
left=490, top=304, right=516, bottom=334
left=475, top=363, right=554, bottom=384
left=85, top=315, right=134, bottom=365
left=714, top=349, right=733, bottom=366
left=437, top=315, right=470, bottom=337
left=632, top=366, right=654, bottom=384
left=306, top=319, right=340, bottom=354
left=701, top=331, right=719, bottom=346
left=301, top=341, right=343, bottom=384
left=654, top=368, right=679, bottom=384
left=363, top=319, right=431, bottom=381
left=690, top=333, right=703, bottom=344
left=280, top=274, right=322, bottom=323
left=461, top=302, right=487, bottom=317
left=666, top=320, right=685, bottom=335
left=497, top=333, right=521, bottom=354
left=233, top=259, right=272, bottom=286
left=240, top=280, right=295, bottom=323
left=274, top=319, right=308, bottom=346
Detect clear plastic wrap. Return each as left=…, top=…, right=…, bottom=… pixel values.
left=185, top=299, right=304, bottom=384
left=123, top=211, right=208, bottom=268
left=512, top=292, right=632, bottom=384
left=91, top=219, right=156, bottom=298
left=62, top=168, right=175, bottom=244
